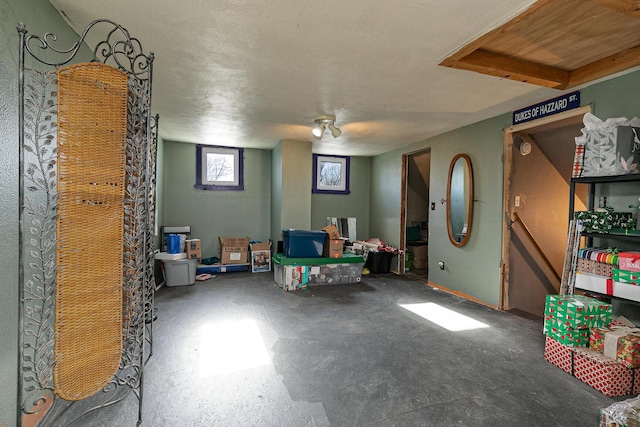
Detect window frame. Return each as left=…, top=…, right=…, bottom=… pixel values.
left=312, top=154, right=350, bottom=195
left=195, top=145, right=244, bottom=191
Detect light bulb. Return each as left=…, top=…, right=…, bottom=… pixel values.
left=312, top=122, right=325, bottom=138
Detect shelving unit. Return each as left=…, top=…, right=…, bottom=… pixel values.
left=569, top=174, right=640, bottom=303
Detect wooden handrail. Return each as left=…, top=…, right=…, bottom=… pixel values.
left=510, top=212, right=562, bottom=283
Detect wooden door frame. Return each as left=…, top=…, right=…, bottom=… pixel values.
left=500, top=105, right=591, bottom=310
left=400, top=147, right=431, bottom=275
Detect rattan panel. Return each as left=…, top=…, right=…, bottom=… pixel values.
left=55, top=62, right=127, bottom=401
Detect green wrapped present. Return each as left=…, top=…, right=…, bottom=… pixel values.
left=612, top=268, right=640, bottom=285
left=545, top=326, right=589, bottom=347
left=574, top=211, right=633, bottom=234
left=544, top=294, right=612, bottom=330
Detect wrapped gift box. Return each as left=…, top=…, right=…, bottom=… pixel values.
left=589, top=325, right=640, bottom=368
left=544, top=326, right=589, bottom=347
left=573, top=346, right=640, bottom=397
left=618, top=333, right=640, bottom=368
left=612, top=268, right=640, bottom=285
left=544, top=294, right=612, bottom=330
left=619, top=252, right=640, bottom=273
left=575, top=212, right=633, bottom=234
left=544, top=336, right=573, bottom=374
left=577, top=258, right=615, bottom=277
left=546, top=336, right=640, bottom=397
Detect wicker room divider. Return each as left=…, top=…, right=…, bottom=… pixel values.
left=17, top=20, right=157, bottom=426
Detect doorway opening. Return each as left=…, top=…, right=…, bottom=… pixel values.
left=401, top=148, right=431, bottom=282
left=501, top=106, right=591, bottom=317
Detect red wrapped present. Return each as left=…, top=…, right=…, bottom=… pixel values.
left=573, top=346, right=640, bottom=397
left=544, top=335, right=573, bottom=374
left=618, top=251, right=640, bottom=273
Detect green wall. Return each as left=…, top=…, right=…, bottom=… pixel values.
left=270, top=142, right=283, bottom=245
left=0, top=1, right=93, bottom=424
left=369, top=69, right=640, bottom=307
left=280, top=140, right=312, bottom=231
left=162, top=140, right=272, bottom=258
left=310, top=156, right=371, bottom=239
left=164, top=140, right=371, bottom=251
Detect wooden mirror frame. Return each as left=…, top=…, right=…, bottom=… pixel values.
left=446, top=153, right=474, bottom=247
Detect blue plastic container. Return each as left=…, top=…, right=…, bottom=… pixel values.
left=282, top=229, right=327, bottom=258
left=167, top=234, right=181, bottom=254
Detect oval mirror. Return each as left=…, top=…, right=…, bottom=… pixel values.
left=446, top=154, right=474, bottom=247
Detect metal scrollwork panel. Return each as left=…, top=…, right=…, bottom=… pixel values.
left=18, top=19, right=155, bottom=427
left=20, top=68, right=58, bottom=426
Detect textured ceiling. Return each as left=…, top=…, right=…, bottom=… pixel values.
left=46, top=0, right=634, bottom=156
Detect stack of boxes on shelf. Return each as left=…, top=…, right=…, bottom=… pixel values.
left=273, top=225, right=365, bottom=292
left=576, top=248, right=640, bottom=301
left=543, top=294, right=640, bottom=396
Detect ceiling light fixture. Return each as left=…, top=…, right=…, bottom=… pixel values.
left=312, top=114, right=341, bottom=140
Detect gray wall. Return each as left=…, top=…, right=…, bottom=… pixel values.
left=1, top=0, right=92, bottom=423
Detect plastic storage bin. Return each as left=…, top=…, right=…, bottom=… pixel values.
left=164, top=258, right=197, bottom=286
left=365, top=251, right=394, bottom=273
left=282, top=229, right=326, bottom=258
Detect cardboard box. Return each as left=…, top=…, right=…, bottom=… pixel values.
left=322, top=224, right=341, bottom=239
left=276, top=265, right=308, bottom=291
left=219, top=237, right=249, bottom=265
left=185, top=239, right=202, bottom=259
left=251, top=249, right=271, bottom=273
left=407, top=244, right=428, bottom=269
left=323, top=238, right=344, bottom=258
left=250, top=241, right=272, bottom=252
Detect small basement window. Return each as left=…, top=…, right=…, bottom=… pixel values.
left=195, top=145, right=244, bottom=191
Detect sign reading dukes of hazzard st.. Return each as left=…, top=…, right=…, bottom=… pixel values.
left=513, top=91, right=580, bottom=125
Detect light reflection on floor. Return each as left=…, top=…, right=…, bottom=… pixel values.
left=199, top=319, right=271, bottom=376
left=400, top=302, right=490, bottom=331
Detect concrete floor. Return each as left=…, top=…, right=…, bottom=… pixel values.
left=84, top=271, right=619, bottom=426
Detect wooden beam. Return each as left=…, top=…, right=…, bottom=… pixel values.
left=441, top=0, right=560, bottom=63
left=454, top=49, right=570, bottom=88
left=591, top=0, right=640, bottom=19
left=568, top=45, right=640, bottom=88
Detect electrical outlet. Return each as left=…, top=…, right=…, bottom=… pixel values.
left=438, top=261, right=445, bottom=270
left=431, top=202, right=436, bottom=211
left=514, top=195, right=521, bottom=207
